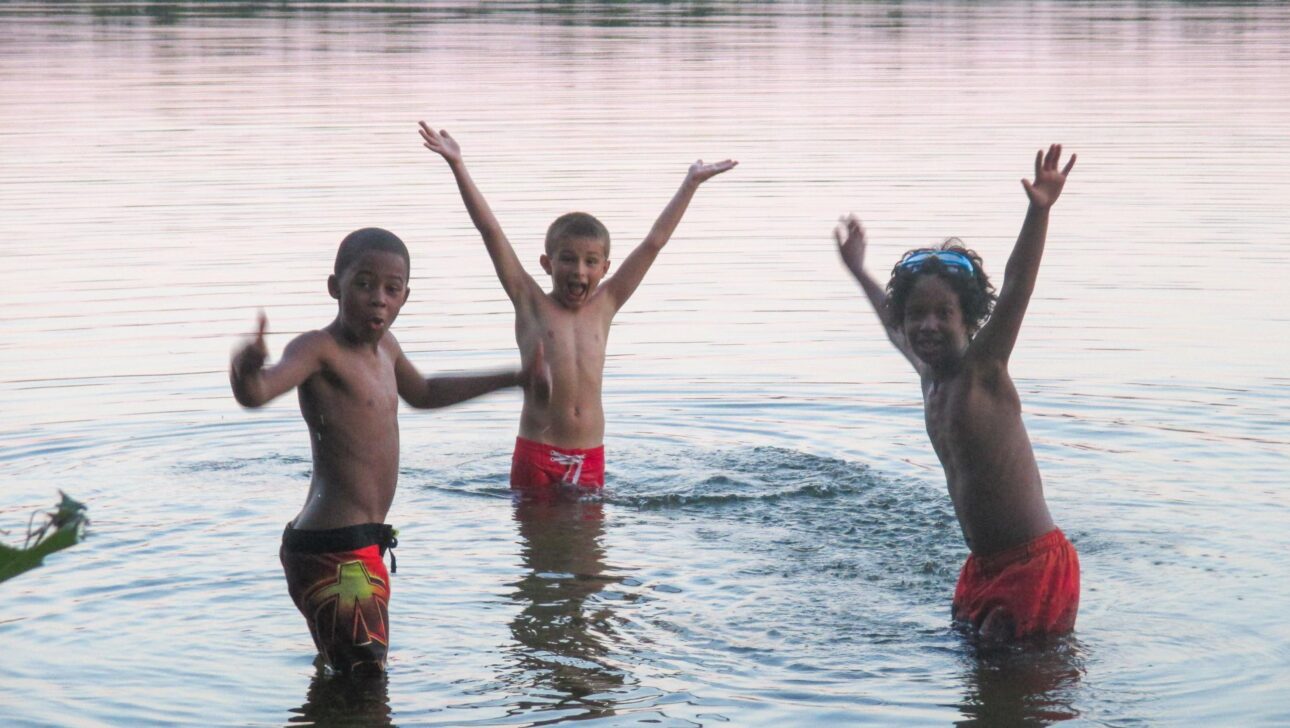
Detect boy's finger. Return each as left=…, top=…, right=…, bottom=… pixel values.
left=1061, top=153, right=1077, bottom=176
left=1034, top=149, right=1043, bottom=178
left=257, top=311, right=267, bottom=339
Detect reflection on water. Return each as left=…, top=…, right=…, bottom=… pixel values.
left=506, top=499, right=626, bottom=721
left=289, top=669, right=394, bottom=728
left=955, top=638, right=1086, bottom=726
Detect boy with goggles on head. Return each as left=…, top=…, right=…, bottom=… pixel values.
left=836, top=145, right=1078, bottom=643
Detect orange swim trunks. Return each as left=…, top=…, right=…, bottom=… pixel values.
left=951, top=528, right=1080, bottom=640
left=279, top=522, right=398, bottom=675
left=510, top=436, right=605, bottom=498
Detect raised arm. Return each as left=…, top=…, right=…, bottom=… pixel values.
left=419, top=122, right=540, bottom=304
left=602, top=158, right=737, bottom=310
left=395, top=337, right=551, bottom=410
left=229, top=313, right=324, bottom=408
left=971, top=144, right=1076, bottom=363
left=834, top=215, right=920, bottom=369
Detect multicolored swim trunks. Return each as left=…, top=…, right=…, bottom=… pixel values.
left=279, top=522, right=398, bottom=675
left=951, top=528, right=1080, bottom=640
left=510, top=436, right=605, bottom=499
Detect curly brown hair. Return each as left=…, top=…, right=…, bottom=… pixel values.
left=884, top=238, right=996, bottom=334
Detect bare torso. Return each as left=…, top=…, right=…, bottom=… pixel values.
left=514, top=292, right=614, bottom=449
left=922, top=359, right=1055, bottom=555
left=291, top=328, right=402, bottom=530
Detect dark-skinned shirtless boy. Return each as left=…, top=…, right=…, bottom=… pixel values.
left=836, top=145, right=1079, bottom=641
left=230, top=227, right=546, bottom=675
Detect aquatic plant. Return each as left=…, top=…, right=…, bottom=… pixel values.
left=0, top=491, right=89, bottom=584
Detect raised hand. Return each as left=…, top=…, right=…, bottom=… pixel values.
left=686, top=158, right=738, bottom=185
left=834, top=214, right=868, bottom=275
left=419, top=121, right=462, bottom=166
left=232, top=311, right=269, bottom=377
left=1021, top=144, right=1076, bottom=209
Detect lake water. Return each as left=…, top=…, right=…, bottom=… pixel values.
left=2, top=1, right=1288, bottom=725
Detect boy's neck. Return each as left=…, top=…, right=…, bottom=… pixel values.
left=923, top=354, right=966, bottom=385
left=327, top=318, right=385, bottom=352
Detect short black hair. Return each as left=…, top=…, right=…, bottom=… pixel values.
left=885, top=238, right=996, bottom=334
left=334, top=227, right=410, bottom=278
left=545, top=212, right=610, bottom=256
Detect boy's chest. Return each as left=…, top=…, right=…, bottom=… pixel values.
left=527, top=306, right=611, bottom=367
left=314, top=352, right=399, bottom=411
left=922, top=371, right=1021, bottom=450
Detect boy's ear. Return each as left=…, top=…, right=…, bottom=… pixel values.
left=327, top=274, right=340, bottom=300
left=539, top=254, right=552, bottom=275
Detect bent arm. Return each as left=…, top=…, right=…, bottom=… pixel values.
left=449, top=160, right=537, bottom=301
left=230, top=329, right=324, bottom=408
left=420, top=123, right=539, bottom=304
left=972, top=145, right=1075, bottom=363
left=972, top=203, right=1049, bottom=362
left=395, top=349, right=523, bottom=410
left=603, top=159, right=737, bottom=310
left=835, top=215, right=920, bottom=369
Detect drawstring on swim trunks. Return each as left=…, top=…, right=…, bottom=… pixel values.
left=549, top=451, right=586, bottom=486
left=377, top=526, right=399, bottom=574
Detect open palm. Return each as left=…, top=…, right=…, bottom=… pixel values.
left=1022, top=144, right=1076, bottom=209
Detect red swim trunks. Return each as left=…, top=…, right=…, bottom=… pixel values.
left=510, top=436, right=605, bottom=499
left=951, top=528, right=1080, bottom=640
left=279, top=522, right=398, bottom=675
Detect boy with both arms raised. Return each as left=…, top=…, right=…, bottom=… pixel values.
left=230, top=228, right=548, bottom=676
left=836, top=144, right=1080, bottom=642
left=419, top=121, right=736, bottom=499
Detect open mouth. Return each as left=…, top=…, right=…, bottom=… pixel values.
left=565, top=281, right=588, bottom=301
left=913, top=336, right=942, bottom=357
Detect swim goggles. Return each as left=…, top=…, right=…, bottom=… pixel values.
left=897, top=249, right=976, bottom=277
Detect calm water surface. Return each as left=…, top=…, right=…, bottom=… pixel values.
left=2, top=2, right=1288, bottom=726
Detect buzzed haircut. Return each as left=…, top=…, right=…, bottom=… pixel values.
left=545, top=212, right=610, bottom=256
left=334, top=227, right=410, bottom=278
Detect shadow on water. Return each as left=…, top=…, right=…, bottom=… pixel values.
left=288, top=668, right=394, bottom=728
left=954, top=636, right=1086, bottom=726
left=503, top=498, right=628, bottom=723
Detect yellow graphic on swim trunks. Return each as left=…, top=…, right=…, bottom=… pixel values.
left=305, top=559, right=390, bottom=648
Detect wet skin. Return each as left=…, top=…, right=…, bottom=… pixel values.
left=420, top=120, right=737, bottom=452
left=517, top=235, right=614, bottom=448
left=230, top=248, right=528, bottom=529
left=903, top=274, right=1055, bottom=555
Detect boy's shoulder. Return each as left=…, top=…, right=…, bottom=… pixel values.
left=285, top=327, right=337, bottom=354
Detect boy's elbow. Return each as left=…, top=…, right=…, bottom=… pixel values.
left=233, top=391, right=267, bottom=408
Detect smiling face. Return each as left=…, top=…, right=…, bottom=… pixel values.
left=901, top=274, right=971, bottom=371
left=328, top=249, right=410, bottom=343
left=541, top=235, right=610, bottom=309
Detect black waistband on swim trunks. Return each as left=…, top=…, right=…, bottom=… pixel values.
left=281, top=522, right=399, bottom=572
